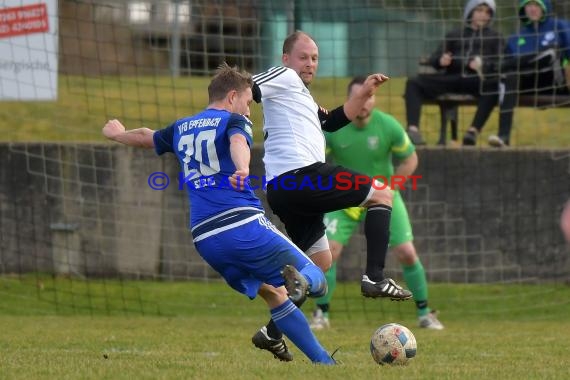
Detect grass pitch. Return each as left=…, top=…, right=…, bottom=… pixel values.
left=1, top=278, right=569, bottom=380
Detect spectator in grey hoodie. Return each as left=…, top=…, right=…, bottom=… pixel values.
left=404, top=0, right=504, bottom=146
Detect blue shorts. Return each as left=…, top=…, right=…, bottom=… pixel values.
left=194, top=214, right=314, bottom=299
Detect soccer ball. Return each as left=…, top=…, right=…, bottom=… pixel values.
left=370, top=323, right=417, bottom=365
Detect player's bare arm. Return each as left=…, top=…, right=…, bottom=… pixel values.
left=229, top=133, right=250, bottom=190
left=343, top=73, right=389, bottom=120
left=102, top=119, right=155, bottom=148
left=391, top=152, right=419, bottom=191
left=319, top=73, right=389, bottom=132
left=394, top=152, right=418, bottom=178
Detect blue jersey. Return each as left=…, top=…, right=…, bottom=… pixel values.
left=153, top=108, right=263, bottom=227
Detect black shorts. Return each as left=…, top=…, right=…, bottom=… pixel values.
left=266, top=162, right=373, bottom=252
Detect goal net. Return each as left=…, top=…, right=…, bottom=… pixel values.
left=1, top=0, right=569, bottom=318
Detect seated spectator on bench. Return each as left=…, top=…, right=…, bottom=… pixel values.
left=485, top=0, right=570, bottom=147
left=404, top=0, right=503, bottom=146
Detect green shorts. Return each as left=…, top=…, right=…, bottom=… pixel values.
left=323, top=191, right=413, bottom=247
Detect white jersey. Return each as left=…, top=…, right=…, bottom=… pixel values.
left=253, top=66, right=326, bottom=180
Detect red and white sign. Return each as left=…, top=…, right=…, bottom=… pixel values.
left=0, top=1, right=57, bottom=101
left=0, top=3, right=49, bottom=39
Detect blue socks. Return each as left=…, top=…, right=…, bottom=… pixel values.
left=271, top=299, right=335, bottom=365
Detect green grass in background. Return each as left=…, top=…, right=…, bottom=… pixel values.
left=1, top=277, right=569, bottom=379
left=1, top=75, right=568, bottom=147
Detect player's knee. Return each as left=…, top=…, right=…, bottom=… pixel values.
left=393, top=242, right=417, bottom=265
left=307, top=239, right=332, bottom=271
left=311, top=253, right=332, bottom=272
left=329, top=241, right=343, bottom=261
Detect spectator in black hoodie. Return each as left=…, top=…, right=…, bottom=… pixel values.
left=404, top=0, right=503, bottom=146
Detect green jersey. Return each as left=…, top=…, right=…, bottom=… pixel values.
left=325, top=109, right=415, bottom=178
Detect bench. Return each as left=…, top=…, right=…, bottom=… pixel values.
left=414, top=58, right=570, bottom=145
left=424, top=93, right=570, bottom=145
